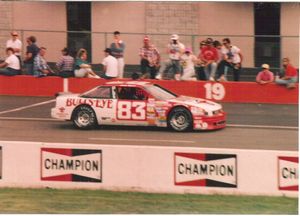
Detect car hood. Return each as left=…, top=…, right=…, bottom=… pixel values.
left=168, top=95, right=222, bottom=111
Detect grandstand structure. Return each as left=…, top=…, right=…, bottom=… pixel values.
left=0, top=1, right=298, bottom=80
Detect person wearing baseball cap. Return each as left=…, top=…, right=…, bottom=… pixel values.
left=180, top=47, right=197, bottom=81
left=139, top=36, right=160, bottom=79
left=156, top=34, right=185, bottom=80
left=256, top=63, right=274, bottom=85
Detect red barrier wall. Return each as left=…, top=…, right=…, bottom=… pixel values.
left=0, top=76, right=63, bottom=96
left=0, top=76, right=298, bottom=104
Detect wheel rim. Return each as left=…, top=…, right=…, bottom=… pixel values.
left=170, top=112, right=189, bottom=130
left=75, top=110, right=91, bottom=127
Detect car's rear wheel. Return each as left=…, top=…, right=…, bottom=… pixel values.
left=168, top=107, right=192, bottom=132
left=72, top=105, right=97, bottom=129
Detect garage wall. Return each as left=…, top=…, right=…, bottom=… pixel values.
left=281, top=3, right=299, bottom=67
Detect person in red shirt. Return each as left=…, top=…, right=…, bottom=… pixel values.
left=200, top=38, right=219, bottom=81
left=275, top=58, right=298, bottom=89
left=256, top=64, right=274, bottom=84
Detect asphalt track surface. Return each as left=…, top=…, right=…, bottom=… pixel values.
left=0, top=95, right=298, bottom=151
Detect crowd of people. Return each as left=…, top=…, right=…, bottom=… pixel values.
left=0, top=31, right=298, bottom=88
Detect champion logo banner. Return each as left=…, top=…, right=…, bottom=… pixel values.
left=174, top=153, right=237, bottom=188
left=278, top=156, right=298, bottom=191
left=41, top=148, right=102, bottom=183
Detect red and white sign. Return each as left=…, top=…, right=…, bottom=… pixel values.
left=41, top=148, right=102, bottom=182
left=278, top=156, right=298, bottom=191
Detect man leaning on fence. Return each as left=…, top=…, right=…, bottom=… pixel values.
left=156, top=34, right=185, bottom=80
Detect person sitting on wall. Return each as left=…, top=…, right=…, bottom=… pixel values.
left=200, top=38, right=219, bottom=81
left=139, top=36, right=160, bottom=79
left=275, top=58, right=298, bottom=89
left=256, top=64, right=274, bottom=85
left=0, top=47, right=21, bottom=76
left=74, top=48, right=100, bottom=79
left=33, top=47, right=56, bottom=77
left=180, top=47, right=197, bottom=81
left=101, top=48, right=118, bottom=79
left=195, top=40, right=207, bottom=80
left=56, top=47, right=75, bottom=78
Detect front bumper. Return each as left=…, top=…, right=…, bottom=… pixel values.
left=193, top=112, right=226, bottom=130
left=51, top=107, right=70, bottom=120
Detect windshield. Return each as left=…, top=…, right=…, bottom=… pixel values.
left=144, top=84, right=177, bottom=100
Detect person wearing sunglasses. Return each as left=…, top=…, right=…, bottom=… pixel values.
left=217, top=38, right=243, bottom=81
left=6, top=31, right=22, bottom=69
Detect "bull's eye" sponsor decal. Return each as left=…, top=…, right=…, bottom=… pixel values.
left=41, top=148, right=102, bottom=182
left=278, top=156, right=298, bottom=191
left=174, top=153, right=237, bottom=188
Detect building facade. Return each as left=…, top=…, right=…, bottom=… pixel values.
left=0, top=1, right=299, bottom=68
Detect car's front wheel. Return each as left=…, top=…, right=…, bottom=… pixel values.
left=72, top=105, right=97, bottom=129
left=168, top=107, right=192, bottom=132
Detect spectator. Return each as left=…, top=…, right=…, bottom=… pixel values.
left=200, top=38, right=219, bottom=81
left=56, top=47, right=75, bottom=78
left=6, top=31, right=22, bottom=67
left=156, top=34, right=185, bottom=80
left=213, top=40, right=223, bottom=64
left=195, top=40, right=207, bottom=80
left=180, top=47, right=197, bottom=81
left=217, top=38, right=243, bottom=81
left=33, top=47, right=55, bottom=77
left=101, top=48, right=118, bottom=79
left=256, top=64, right=274, bottom=84
left=74, top=48, right=100, bottom=79
left=24, top=36, right=39, bottom=75
left=139, top=36, right=160, bottom=79
left=110, top=31, right=125, bottom=78
left=275, top=58, right=298, bottom=89
left=0, top=47, right=21, bottom=76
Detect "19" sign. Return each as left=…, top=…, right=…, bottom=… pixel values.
left=204, top=83, right=225, bottom=100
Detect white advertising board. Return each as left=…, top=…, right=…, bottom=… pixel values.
left=0, top=141, right=297, bottom=197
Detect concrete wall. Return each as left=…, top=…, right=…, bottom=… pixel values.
left=281, top=3, right=299, bottom=67
left=0, top=2, right=298, bottom=68
left=92, top=2, right=146, bottom=63
left=197, top=2, right=255, bottom=67
left=12, top=2, right=67, bottom=62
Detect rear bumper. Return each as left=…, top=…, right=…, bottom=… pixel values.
left=193, top=113, right=226, bottom=130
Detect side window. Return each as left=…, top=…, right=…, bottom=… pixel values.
left=116, top=87, right=148, bottom=100
left=83, top=86, right=112, bottom=99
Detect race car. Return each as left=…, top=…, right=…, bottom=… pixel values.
left=51, top=81, right=226, bottom=131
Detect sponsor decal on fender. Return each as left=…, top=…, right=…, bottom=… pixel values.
left=66, top=98, right=113, bottom=109
left=278, top=156, right=298, bottom=191
left=41, top=148, right=102, bottom=182
left=174, top=153, right=237, bottom=188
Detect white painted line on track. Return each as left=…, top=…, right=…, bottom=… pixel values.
left=89, top=137, right=195, bottom=143
left=0, top=116, right=297, bottom=130
left=0, top=117, right=62, bottom=121
left=0, top=99, right=55, bottom=115
left=227, top=124, right=298, bottom=130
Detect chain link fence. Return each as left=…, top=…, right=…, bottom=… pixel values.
left=0, top=29, right=298, bottom=72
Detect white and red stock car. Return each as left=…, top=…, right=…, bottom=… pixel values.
left=51, top=81, right=226, bottom=131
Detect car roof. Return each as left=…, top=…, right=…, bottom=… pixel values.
left=104, top=81, right=152, bottom=87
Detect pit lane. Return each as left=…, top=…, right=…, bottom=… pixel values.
left=0, top=95, right=298, bottom=151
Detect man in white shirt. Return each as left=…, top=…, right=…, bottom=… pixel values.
left=216, top=38, right=243, bottom=81
left=0, top=48, right=21, bottom=76
left=156, top=34, right=185, bottom=80
left=101, top=48, right=118, bottom=79
left=6, top=31, right=22, bottom=64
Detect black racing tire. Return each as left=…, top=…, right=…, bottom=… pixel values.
left=168, top=107, right=193, bottom=132
left=72, top=105, right=97, bottom=129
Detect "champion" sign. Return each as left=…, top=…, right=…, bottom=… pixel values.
left=41, top=148, right=102, bottom=182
